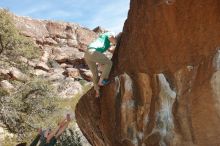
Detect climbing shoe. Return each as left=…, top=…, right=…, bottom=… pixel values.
left=100, top=79, right=110, bottom=86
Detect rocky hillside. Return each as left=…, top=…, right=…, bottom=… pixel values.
left=1, top=13, right=98, bottom=100
left=0, top=10, right=101, bottom=145
left=13, top=14, right=97, bottom=95
left=76, top=0, right=220, bottom=146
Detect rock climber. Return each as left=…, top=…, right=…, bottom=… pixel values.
left=30, top=114, right=71, bottom=146
left=84, top=32, right=117, bottom=98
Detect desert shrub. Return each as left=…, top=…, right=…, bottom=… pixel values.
left=56, top=128, right=82, bottom=146
left=0, top=9, right=40, bottom=59
left=0, top=77, right=59, bottom=142
left=0, top=9, right=40, bottom=75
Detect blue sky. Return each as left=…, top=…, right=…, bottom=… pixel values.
left=0, top=0, right=130, bottom=33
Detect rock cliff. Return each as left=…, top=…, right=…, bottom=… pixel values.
left=76, top=0, right=220, bottom=146
left=6, top=14, right=98, bottom=98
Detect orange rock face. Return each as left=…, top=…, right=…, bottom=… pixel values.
left=76, top=0, right=220, bottom=146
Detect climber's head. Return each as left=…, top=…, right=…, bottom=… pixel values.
left=108, top=32, right=116, bottom=45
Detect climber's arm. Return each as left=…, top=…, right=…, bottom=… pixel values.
left=108, top=45, right=116, bottom=53
left=30, top=128, right=42, bottom=146
left=108, top=36, right=116, bottom=53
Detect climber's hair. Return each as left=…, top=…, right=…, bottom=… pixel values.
left=115, top=32, right=122, bottom=44
left=16, top=142, right=27, bottom=146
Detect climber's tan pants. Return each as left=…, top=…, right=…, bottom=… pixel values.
left=84, top=50, right=112, bottom=91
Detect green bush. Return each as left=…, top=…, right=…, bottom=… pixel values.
left=0, top=9, right=18, bottom=54
left=0, top=9, right=40, bottom=59
left=0, top=8, right=40, bottom=76
left=0, top=77, right=89, bottom=145
left=0, top=77, right=59, bottom=142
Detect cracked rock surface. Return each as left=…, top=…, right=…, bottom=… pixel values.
left=76, top=0, right=220, bottom=146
